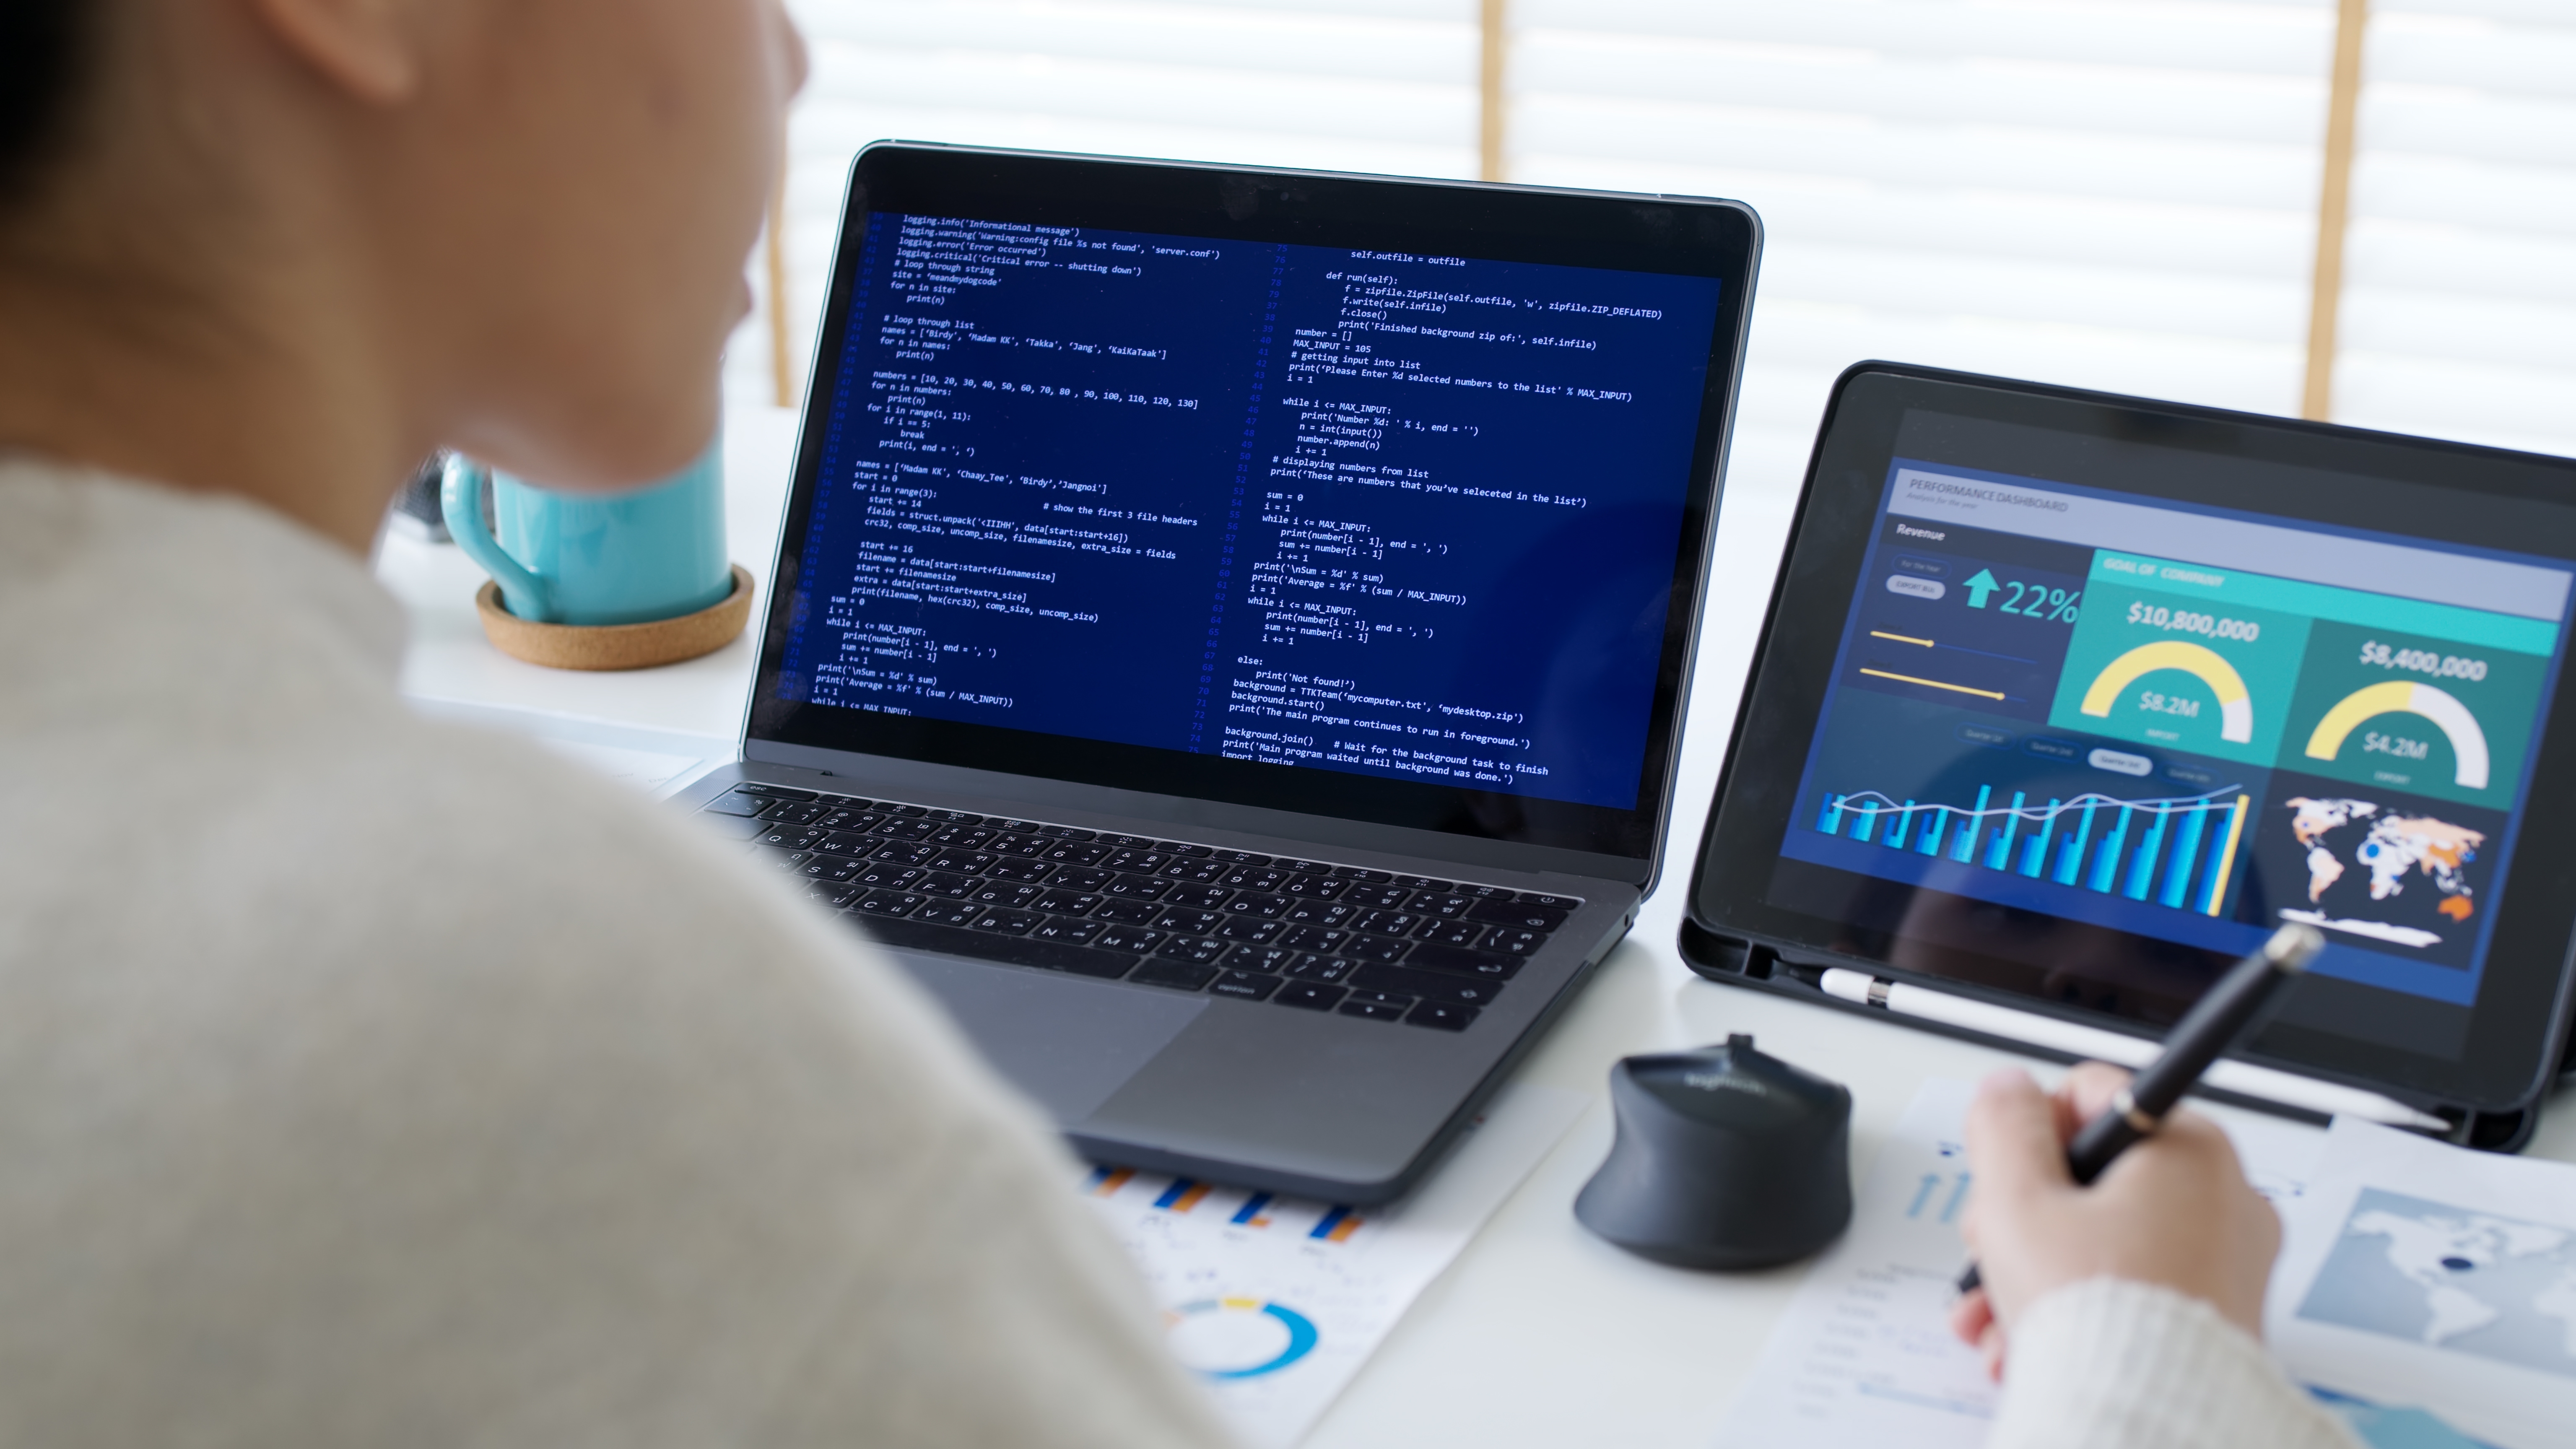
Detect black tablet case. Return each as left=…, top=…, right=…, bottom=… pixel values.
left=1679, top=364, right=2576, bottom=1154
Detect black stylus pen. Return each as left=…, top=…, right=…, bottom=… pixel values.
left=1955, top=922, right=2327, bottom=1296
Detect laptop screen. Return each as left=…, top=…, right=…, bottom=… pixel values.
left=751, top=152, right=1753, bottom=861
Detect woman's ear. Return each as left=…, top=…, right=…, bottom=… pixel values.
left=244, top=0, right=423, bottom=104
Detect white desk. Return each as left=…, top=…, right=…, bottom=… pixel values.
left=379, top=403, right=2576, bottom=1448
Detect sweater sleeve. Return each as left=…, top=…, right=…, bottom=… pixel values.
left=1989, top=1279, right=2361, bottom=1449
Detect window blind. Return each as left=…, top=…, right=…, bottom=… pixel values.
left=1508, top=0, right=2341, bottom=534
left=2334, top=0, right=2576, bottom=461
left=725, top=0, right=1480, bottom=408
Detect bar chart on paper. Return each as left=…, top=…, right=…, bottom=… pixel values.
left=1080, top=1085, right=1584, bottom=1449
left=1813, top=779, right=2251, bottom=916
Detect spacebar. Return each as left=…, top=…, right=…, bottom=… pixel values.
left=860, top=915, right=1140, bottom=980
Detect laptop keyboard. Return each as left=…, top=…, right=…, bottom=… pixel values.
left=699, top=782, right=1582, bottom=1033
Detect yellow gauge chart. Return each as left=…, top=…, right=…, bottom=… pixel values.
left=2303, top=680, right=2490, bottom=791
left=2077, top=641, right=2255, bottom=743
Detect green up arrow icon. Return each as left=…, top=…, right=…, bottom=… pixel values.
left=1963, top=569, right=2000, bottom=609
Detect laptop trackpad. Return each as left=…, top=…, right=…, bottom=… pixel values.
left=893, top=953, right=1205, bottom=1126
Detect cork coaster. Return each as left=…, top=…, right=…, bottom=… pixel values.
left=474, top=564, right=756, bottom=671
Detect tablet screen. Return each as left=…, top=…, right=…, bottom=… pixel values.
left=1703, top=374, right=2576, bottom=1103
left=1780, top=458, right=2571, bottom=1015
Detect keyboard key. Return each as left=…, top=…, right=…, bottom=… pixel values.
left=1280, top=875, right=1348, bottom=899
left=1517, top=892, right=1583, bottom=910
left=1092, top=925, right=1166, bottom=953
left=1279, top=926, right=1350, bottom=953
left=1221, top=867, right=1290, bottom=892
left=1468, top=900, right=1568, bottom=932
left=1162, top=883, right=1233, bottom=911
left=1220, top=944, right=1296, bottom=973
left=1030, top=917, right=1106, bottom=944
left=992, top=833, right=1051, bottom=857
left=1130, top=958, right=1218, bottom=992
left=809, top=830, right=876, bottom=856
left=927, top=824, right=994, bottom=847
left=1042, top=841, right=1112, bottom=866
left=759, top=826, right=825, bottom=851
left=699, top=813, right=767, bottom=841
left=1156, top=841, right=1213, bottom=857
left=967, top=883, right=1043, bottom=909
left=857, top=914, right=1136, bottom=980
left=1390, top=875, right=1454, bottom=891
left=1102, top=873, right=1173, bottom=901
left=1052, top=866, right=1116, bottom=892
left=854, top=891, right=926, bottom=918
left=1485, top=929, right=1545, bottom=956
left=1405, top=1002, right=1478, bottom=1031
left=990, top=820, right=1042, bottom=834
left=1280, top=901, right=1353, bottom=928
left=1457, top=883, right=1514, bottom=900
left=983, top=859, right=1056, bottom=884
left=1283, top=954, right=1352, bottom=982
left=1032, top=889, right=1102, bottom=915
left=1352, top=963, right=1504, bottom=1007
left=703, top=790, right=769, bottom=817
left=1211, top=850, right=1272, bottom=867
left=1411, top=893, right=1475, bottom=918
left=970, top=909, right=1043, bottom=935
left=1223, top=892, right=1290, bottom=918
left=1343, top=885, right=1414, bottom=911
left=1332, top=866, right=1393, bottom=883
left=927, top=850, right=1001, bottom=875
left=1155, top=936, right=1229, bottom=965
left=872, top=818, right=939, bottom=841
left=733, top=783, right=820, bottom=801
left=1273, top=982, right=1347, bottom=1011
left=799, top=856, right=867, bottom=883
left=913, top=900, right=980, bottom=927
left=1339, top=994, right=1411, bottom=1022
left=761, top=801, right=828, bottom=826
left=927, top=810, right=984, bottom=825
left=869, top=841, right=939, bottom=867
left=818, top=808, right=885, bottom=832
left=1154, top=908, right=1223, bottom=935
left=1352, top=910, right=1422, bottom=937
left=814, top=794, right=875, bottom=809
left=1159, top=859, right=1230, bottom=883
left=806, top=880, right=867, bottom=908
left=854, top=863, right=924, bottom=889
left=1209, top=970, right=1283, bottom=1002
left=914, top=872, right=980, bottom=898
left=1099, top=834, right=1162, bottom=849
left=1105, top=849, right=1170, bottom=873
left=1091, top=900, right=1164, bottom=926
left=1415, top=920, right=1487, bottom=948
left=1339, top=935, right=1412, bottom=964
left=1402, top=943, right=1522, bottom=979
left=1216, top=917, right=1282, bottom=943
left=882, top=804, right=931, bottom=818
left=1039, top=825, right=1098, bottom=840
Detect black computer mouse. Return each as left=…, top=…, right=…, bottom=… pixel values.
left=1573, top=1034, right=1853, bottom=1270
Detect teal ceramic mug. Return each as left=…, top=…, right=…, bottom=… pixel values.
left=441, top=439, right=733, bottom=626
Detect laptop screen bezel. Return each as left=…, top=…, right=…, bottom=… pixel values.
left=743, top=143, right=1760, bottom=862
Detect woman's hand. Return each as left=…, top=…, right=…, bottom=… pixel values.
left=1948, top=1062, right=2283, bottom=1380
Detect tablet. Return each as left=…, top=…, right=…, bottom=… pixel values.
left=1687, top=364, right=2576, bottom=1127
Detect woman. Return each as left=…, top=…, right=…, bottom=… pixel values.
left=0, top=3, right=2352, bottom=1445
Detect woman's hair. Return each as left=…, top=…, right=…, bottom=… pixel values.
left=0, top=0, right=90, bottom=209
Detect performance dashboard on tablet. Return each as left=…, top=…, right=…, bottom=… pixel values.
left=1691, top=365, right=2576, bottom=1117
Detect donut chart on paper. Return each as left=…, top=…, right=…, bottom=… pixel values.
left=1166, top=1296, right=1321, bottom=1380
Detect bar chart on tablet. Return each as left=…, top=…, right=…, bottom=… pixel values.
left=1813, top=780, right=2250, bottom=916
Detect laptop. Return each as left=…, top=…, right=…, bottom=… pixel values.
left=675, top=143, right=1761, bottom=1202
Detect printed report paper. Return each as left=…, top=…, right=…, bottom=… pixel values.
left=1085, top=1083, right=1584, bottom=1449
